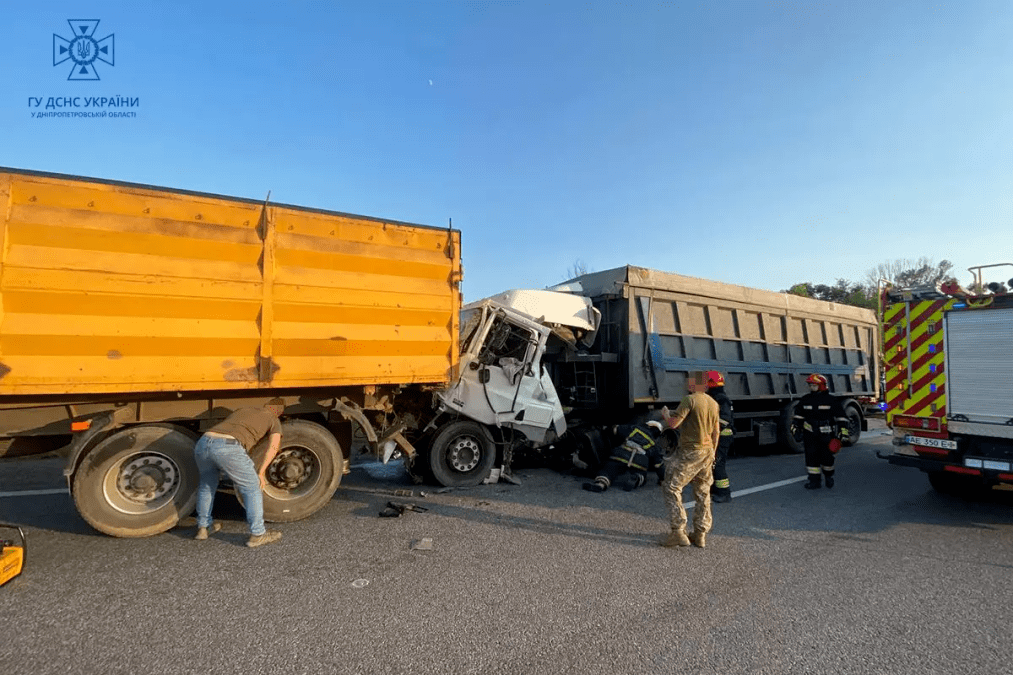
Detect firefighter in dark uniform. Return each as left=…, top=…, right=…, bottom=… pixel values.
left=583, top=420, right=666, bottom=492
left=792, top=373, right=850, bottom=489
left=705, top=371, right=734, bottom=502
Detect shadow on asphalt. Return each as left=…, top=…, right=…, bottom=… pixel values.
left=335, top=446, right=1013, bottom=546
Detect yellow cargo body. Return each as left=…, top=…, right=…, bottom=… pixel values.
left=0, top=169, right=462, bottom=395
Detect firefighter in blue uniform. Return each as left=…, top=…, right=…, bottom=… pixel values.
left=583, top=420, right=666, bottom=492
left=793, top=373, right=850, bottom=489
left=705, top=371, right=735, bottom=502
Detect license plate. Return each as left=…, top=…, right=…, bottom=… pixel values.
left=905, top=435, right=957, bottom=450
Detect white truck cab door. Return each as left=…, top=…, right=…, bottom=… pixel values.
left=440, top=307, right=564, bottom=441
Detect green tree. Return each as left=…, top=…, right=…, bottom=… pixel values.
left=781, top=279, right=877, bottom=309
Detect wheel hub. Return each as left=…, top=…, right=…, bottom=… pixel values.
left=267, top=448, right=315, bottom=490
left=117, top=454, right=178, bottom=504
left=447, top=437, right=480, bottom=472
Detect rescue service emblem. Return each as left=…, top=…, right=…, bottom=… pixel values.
left=53, top=20, right=115, bottom=81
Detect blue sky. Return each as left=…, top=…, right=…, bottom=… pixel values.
left=3, top=2, right=1011, bottom=301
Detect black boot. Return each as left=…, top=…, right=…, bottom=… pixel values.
left=582, top=478, right=608, bottom=493
left=623, top=474, right=646, bottom=491
left=804, top=476, right=822, bottom=490
left=711, top=488, right=732, bottom=503
left=824, top=471, right=835, bottom=489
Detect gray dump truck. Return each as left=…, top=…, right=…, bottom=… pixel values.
left=435, top=265, right=880, bottom=472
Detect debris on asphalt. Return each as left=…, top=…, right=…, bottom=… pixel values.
left=351, top=579, right=369, bottom=588
left=410, top=537, right=433, bottom=551
left=378, top=501, right=429, bottom=518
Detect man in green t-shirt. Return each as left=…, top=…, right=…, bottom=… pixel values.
left=659, top=374, right=721, bottom=549
left=193, top=398, right=285, bottom=547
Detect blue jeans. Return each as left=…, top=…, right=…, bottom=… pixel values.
left=194, top=435, right=266, bottom=536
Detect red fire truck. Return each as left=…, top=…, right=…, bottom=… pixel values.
left=878, top=263, right=1013, bottom=494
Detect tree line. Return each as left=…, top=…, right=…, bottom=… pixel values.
left=782, top=258, right=955, bottom=310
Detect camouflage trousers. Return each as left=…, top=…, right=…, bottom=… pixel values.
left=662, top=447, right=715, bottom=536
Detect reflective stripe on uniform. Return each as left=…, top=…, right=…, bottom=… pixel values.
left=807, top=466, right=822, bottom=474
left=627, top=428, right=655, bottom=451
left=713, top=478, right=730, bottom=488
left=720, top=429, right=734, bottom=436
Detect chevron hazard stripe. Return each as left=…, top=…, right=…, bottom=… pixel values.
left=883, top=298, right=954, bottom=425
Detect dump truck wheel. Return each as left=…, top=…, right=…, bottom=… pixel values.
left=778, top=401, right=804, bottom=454
left=250, top=420, right=342, bottom=523
left=72, top=424, right=199, bottom=538
left=842, top=403, right=862, bottom=446
left=429, top=421, right=496, bottom=487
left=927, top=471, right=979, bottom=497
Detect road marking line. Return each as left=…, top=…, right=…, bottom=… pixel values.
left=731, top=475, right=809, bottom=497
left=684, top=476, right=808, bottom=508
left=0, top=488, right=69, bottom=498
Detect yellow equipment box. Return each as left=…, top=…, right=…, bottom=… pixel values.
left=0, top=525, right=26, bottom=586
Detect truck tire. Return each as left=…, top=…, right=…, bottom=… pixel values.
left=250, top=419, right=343, bottom=523
left=72, top=424, right=199, bottom=538
left=927, top=471, right=978, bottom=498
left=842, top=403, right=862, bottom=447
left=429, top=420, right=497, bottom=487
left=778, top=401, right=804, bottom=454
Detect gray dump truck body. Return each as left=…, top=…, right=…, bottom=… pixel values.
left=548, top=266, right=880, bottom=449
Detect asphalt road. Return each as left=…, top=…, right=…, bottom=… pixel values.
left=2, top=422, right=1012, bottom=675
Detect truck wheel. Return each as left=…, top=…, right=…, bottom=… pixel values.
left=250, top=420, right=343, bottom=523
left=927, top=471, right=977, bottom=497
left=842, top=403, right=862, bottom=446
left=778, top=402, right=804, bottom=454
left=429, top=421, right=497, bottom=487
left=72, top=424, right=199, bottom=538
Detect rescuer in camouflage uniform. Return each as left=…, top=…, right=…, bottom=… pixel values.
left=582, top=420, right=666, bottom=493
left=792, top=373, right=850, bottom=490
left=705, top=371, right=734, bottom=503
left=660, top=374, right=721, bottom=548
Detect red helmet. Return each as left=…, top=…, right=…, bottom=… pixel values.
left=705, top=370, right=725, bottom=388
left=806, top=373, right=829, bottom=391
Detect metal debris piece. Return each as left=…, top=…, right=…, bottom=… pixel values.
left=351, top=579, right=369, bottom=588
left=393, top=489, right=414, bottom=497
left=410, top=537, right=433, bottom=551
left=500, top=471, right=522, bottom=486
left=380, top=501, right=428, bottom=517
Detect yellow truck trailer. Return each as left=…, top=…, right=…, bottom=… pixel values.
left=0, top=168, right=462, bottom=536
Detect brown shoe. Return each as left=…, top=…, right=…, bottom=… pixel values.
left=689, top=531, right=707, bottom=548
left=247, top=530, right=282, bottom=548
left=194, top=523, right=222, bottom=540
left=660, top=530, right=691, bottom=547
